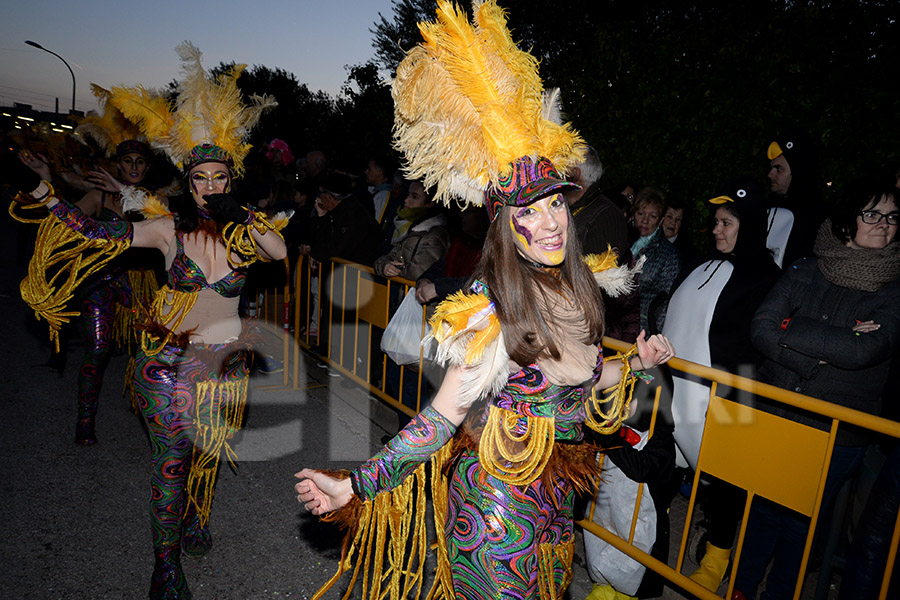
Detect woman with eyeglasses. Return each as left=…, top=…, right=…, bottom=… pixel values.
left=732, top=177, right=900, bottom=600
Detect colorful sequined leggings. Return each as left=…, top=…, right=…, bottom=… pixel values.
left=446, top=453, right=575, bottom=600
left=77, top=270, right=131, bottom=426
left=133, top=340, right=249, bottom=554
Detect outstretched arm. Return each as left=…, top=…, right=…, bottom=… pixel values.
left=294, top=366, right=468, bottom=514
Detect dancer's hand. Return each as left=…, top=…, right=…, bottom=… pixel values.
left=85, top=167, right=124, bottom=193
left=11, top=150, right=47, bottom=199
left=633, top=330, right=675, bottom=370
left=205, top=193, right=250, bottom=224
left=18, top=149, right=51, bottom=181
left=294, top=469, right=353, bottom=515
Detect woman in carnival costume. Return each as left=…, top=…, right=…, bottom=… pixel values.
left=294, top=2, right=675, bottom=599
left=12, top=43, right=287, bottom=599
left=20, top=84, right=166, bottom=445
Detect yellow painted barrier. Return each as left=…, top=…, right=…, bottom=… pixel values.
left=289, top=257, right=900, bottom=600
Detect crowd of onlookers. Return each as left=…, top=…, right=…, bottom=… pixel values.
left=5, top=124, right=898, bottom=599
left=237, top=131, right=899, bottom=600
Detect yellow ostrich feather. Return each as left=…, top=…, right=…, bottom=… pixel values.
left=583, top=249, right=620, bottom=274
left=110, top=42, right=274, bottom=177
left=429, top=290, right=501, bottom=364
left=141, top=194, right=173, bottom=219
left=75, top=84, right=145, bottom=155
left=429, top=290, right=492, bottom=341
left=392, top=0, right=584, bottom=208
left=110, top=86, right=176, bottom=152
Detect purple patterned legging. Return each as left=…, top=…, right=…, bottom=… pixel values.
left=133, top=340, right=249, bottom=555
left=77, top=270, right=131, bottom=428
left=446, top=453, right=575, bottom=600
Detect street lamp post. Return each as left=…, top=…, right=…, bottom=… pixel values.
left=25, top=40, right=76, bottom=113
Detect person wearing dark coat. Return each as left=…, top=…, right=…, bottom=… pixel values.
left=765, top=125, right=826, bottom=269
left=734, top=178, right=900, bottom=600
left=662, top=176, right=781, bottom=592
left=304, top=171, right=381, bottom=267
left=565, top=145, right=639, bottom=343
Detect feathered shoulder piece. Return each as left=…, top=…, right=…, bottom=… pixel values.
left=120, top=187, right=172, bottom=220
left=75, top=84, right=146, bottom=155
left=392, top=0, right=584, bottom=209
left=583, top=247, right=645, bottom=298
left=110, top=42, right=276, bottom=177
left=426, top=287, right=509, bottom=408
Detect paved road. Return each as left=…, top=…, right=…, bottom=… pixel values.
left=0, top=215, right=598, bottom=600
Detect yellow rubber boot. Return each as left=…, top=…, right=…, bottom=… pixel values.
left=688, top=541, right=732, bottom=591
left=585, top=584, right=637, bottom=600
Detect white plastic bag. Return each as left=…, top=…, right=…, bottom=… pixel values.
left=380, top=289, right=434, bottom=365
left=583, top=429, right=658, bottom=596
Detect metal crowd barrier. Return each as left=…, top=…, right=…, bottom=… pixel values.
left=263, top=255, right=899, bottom=600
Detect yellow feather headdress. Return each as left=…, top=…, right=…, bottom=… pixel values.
left=393, top=0, right=585, bottom=211
left=74, top=84, right=148, bottom=158
left=109, top=42, right=275, bottom=178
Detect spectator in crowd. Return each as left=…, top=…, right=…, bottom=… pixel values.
left=564, top=145, right=631, bottom=257
left=295, top=149, right=328, bottom=208
left=565, top=146, right=639, bottom=342
left=734, top=177, right=900, bottom=600
left=365, top=155, right=396, bottom=225
left=765, top=125, right=826, bottom=268
left=630, top=187, right=681, bottom=333
left=375, top=180, right=450, bottom=282
left=265, top=138, right=295, bottom=182
left=607, top=180, right=637, bottom=221
left=838, top=441, right=900, bottom=600
left=662, top=177, right=780, bottom=592
left=662, top=196, right=699, bottom=264
left=375, top=181, right=451, bottom=433
left=415, top=206, right=489, bottom=307
left=301, top=171, right=381, bottom=267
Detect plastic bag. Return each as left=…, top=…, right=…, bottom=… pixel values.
left=380, top=289, right=434, bottom=365
left=583, top=429, right=658, bottom=596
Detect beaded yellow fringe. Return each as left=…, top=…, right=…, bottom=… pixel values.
left=479, top=405, right=555, bottom=486
left=584, top=346, right=639, bottom=434
left=18, top=202, right=130, bottom=352
left=313, top=445, right=454, bottom=600
left=221, top=212, right=286, bottom=269
left=537, top=540, right=574, bottom=600
left=140, top=286, right=198, bottom=356
left=185, top=375, right=249, bottom=527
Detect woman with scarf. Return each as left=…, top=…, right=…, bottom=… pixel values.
left=662, top=177, right=781, bottom=592
left=630, top=187, right=681, bottom=334
left=293, top=3, right=675, bottom=598
left=12, top=43, right=285, bottom=599
left=732, top=177, right=900, bottom=600
left=375, top=180, right=450, bottom=282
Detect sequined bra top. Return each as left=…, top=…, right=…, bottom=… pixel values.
left=168, top=231, right=245, bottom=298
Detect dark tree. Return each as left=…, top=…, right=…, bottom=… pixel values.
left=371, top=0, right=900, bottom=238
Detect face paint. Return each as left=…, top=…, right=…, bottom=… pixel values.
left=508, top=194, right=569, bottom=266
left=188, top=162, right=231, bottom=206
left=118, top=153, right=149, bottom=185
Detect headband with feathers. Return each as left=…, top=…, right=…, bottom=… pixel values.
left=392, top=0, right=584, bottom=213
left=75, top=84, right=151, bottom=159
left=109, top=42, right=275, bottom=177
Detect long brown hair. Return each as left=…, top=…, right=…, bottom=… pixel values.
left=470, top=203, right=605, bottom=366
